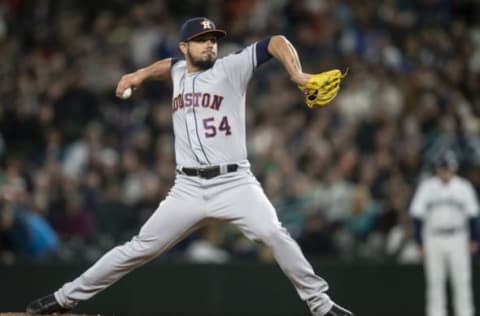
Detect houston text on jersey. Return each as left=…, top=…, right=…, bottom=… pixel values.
left=172, top=92, right=224, bottom=112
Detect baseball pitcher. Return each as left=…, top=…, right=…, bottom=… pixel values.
left=410, top=151, right=479, bottom=316
left=26, top=17, right=351, bottom=316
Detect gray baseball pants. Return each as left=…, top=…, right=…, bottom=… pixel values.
left=55, top=169, right=333, bottom=315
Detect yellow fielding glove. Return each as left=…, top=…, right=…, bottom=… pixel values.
left=298, top=69, right=348, bottom=108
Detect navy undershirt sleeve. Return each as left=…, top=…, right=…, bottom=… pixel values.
left=413, top=218, right=423, bottom=247
left=469, top=217, right=479, bottom=242
left=255, top=37, right=273, bottom=67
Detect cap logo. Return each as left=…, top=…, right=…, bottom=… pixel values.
left=201, top=19, right=213, bottom=29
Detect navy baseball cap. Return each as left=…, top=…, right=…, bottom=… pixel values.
left=434, top=150, right=458, bottom=171
left=179, top=17, right=226, bottom=42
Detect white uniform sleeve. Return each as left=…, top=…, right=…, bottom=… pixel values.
left=219, top=43, right=257, bottom=93
left=463, top=181, right=480, bottom=217
left=410, top=181, right=429, bottom=219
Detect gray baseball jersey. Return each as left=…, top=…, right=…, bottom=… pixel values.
left=171, top=44, right=255, bottom=167
left=52, top=40, right=335, bottom=316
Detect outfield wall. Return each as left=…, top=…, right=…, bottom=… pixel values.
left=1, top=261, right=478, bottom=316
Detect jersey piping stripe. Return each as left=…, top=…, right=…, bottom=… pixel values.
left=180, top=72, right=201, bottom=164
left=184, top=120, right=201, bottom=164
left=192, top=74, right=211, bottom=165
left=251, top=43, right=256, bottom=73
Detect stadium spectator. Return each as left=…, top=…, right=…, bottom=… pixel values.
left=1, top=0, right=479, bottom=264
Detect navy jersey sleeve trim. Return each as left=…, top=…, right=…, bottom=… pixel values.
left=171, top=58, right=181, bottom=66
left=255, top=37, right=272, bottom=67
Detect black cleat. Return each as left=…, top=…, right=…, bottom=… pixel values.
left=26, top=294, right=71, bottom=314
left=325, top=303, right=354, bottom=316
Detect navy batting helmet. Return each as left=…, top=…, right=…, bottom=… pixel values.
left=433, top=150, right=458, bottom=171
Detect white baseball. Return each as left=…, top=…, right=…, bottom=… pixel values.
left=121, top=87, right=132, bottom=99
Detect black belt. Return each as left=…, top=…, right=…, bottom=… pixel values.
left=180, top=164, right=239, bottom=179
left=431, top=227, right=464, bottom=235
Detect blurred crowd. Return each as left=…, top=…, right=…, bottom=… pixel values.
left=1, top=0, right=480, bottom=265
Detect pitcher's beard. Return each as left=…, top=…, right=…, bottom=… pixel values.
left=188, top=51, right=215, bottom=70
left=193, top=59, right=215, bottom=70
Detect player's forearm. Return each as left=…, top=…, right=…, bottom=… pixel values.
left=136, top=58, right=174, bottom=81
left=267, top=35, right=310, bottom=86
left=116, top=58, right=173, bottom=98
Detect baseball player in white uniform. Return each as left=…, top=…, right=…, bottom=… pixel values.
left=26, top=17, right=353, bottom=316
left=410, top=151, right=479, bottom=316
